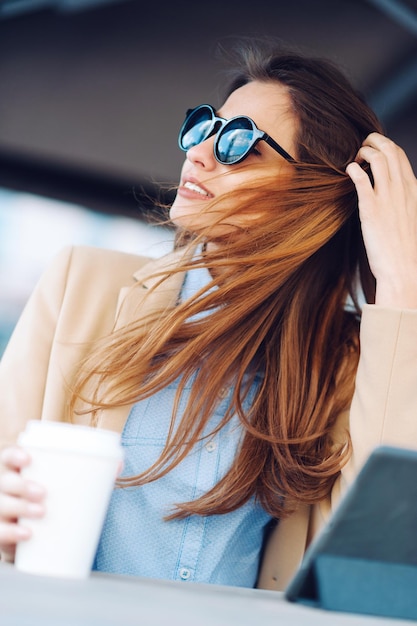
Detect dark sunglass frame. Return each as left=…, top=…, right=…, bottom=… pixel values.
left=178, top=104, right=296, bottom=165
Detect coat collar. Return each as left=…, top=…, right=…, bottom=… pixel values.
left=114, top=246, right=193, bottom=330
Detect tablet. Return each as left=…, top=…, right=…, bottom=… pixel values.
left=285, top=445, right=417, bottom=620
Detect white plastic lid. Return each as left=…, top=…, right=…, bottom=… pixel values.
left=18, top=420, right=123, bottom=459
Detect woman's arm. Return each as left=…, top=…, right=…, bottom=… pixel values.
left=0, top=248, right=73, bottom=562
left=325, top=134, right=417, bottom=511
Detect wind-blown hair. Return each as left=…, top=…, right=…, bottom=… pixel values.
left=70, top=42, right=383, bottom=519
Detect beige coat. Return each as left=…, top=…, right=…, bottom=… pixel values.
left=1, top=245, right=417, bottom=590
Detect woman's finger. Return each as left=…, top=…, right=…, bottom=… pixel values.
left=0, top=492, right=45, bottom=521
left=359, top=133, right=416, bottom=182
left=345, top=161, right=374, bottom=202
left=0, top=446, right=31, bottom=472
left=0, top=522, right=31, bottom=543
left=0, top=470, right=45, bottom=502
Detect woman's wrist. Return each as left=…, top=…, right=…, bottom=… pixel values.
left=374, top=276, right=417, bottom=310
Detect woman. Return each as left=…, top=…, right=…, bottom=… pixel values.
left=0, top=42, right=416, bottom=589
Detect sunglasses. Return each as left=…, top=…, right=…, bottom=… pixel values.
left=178, top=104, right=296, bottom=165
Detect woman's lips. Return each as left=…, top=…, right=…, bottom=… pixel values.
left=179, top=178, right=214, bottom=199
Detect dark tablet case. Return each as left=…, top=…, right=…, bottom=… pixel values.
left=285, top=445, right=417, bottom=621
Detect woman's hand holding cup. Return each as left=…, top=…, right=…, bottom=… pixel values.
left=0, top=446, right=45, bottom=563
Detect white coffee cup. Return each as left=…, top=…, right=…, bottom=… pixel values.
left=15, top=420, right=123, bottom=579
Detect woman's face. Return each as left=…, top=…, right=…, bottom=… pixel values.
left=170, top=80, right=298, bottom=237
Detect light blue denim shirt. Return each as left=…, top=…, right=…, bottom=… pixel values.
left=93, top=262, right=273, bottom=587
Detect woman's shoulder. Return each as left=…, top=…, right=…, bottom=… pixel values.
left=45, top=245, right=154, bottom=290
left=27, top=245, right=157, bottom=315
left=32, top=244, right=190, bottom=320
left=61, top=244, right=152, bottom=273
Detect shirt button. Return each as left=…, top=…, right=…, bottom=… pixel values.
left=218, top=387, right=229, bottom=399
left=179, top=567, right=191, bottom=580
left=205, top=440, right=217, bottom=453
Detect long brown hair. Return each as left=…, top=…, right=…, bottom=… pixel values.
left=70, top=42, right=383, bottom=519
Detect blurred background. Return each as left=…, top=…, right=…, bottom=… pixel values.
left=0, top=0, right=417, bottom=353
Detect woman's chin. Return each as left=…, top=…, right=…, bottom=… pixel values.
left=169, top=201, right=207, bottom=232
left=169, top=199, right=242, bottom=239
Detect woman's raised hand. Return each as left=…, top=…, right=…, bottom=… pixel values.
left=0, top=446, right=45, bottom=563
left=346, top=133, right=417, bottom=309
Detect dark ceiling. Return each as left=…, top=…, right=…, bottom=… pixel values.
left=0, top=0, right=416, bottom=217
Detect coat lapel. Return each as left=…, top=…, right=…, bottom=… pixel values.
left=99, top=247, right=191, bottom=434
left=113, top=247, right=191, bottom=331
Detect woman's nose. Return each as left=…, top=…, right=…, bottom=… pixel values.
left=186, top=136, right=218, bottom=170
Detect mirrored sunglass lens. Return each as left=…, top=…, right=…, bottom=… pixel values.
left=181, top=108, right=213, bottom=150
left=216, top=119, right=254, bottom=163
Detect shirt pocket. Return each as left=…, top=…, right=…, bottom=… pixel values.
left=121, top=379, right=193, bottom=445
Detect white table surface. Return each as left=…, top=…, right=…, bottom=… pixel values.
left=0, top=562, right=407, bottom=626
